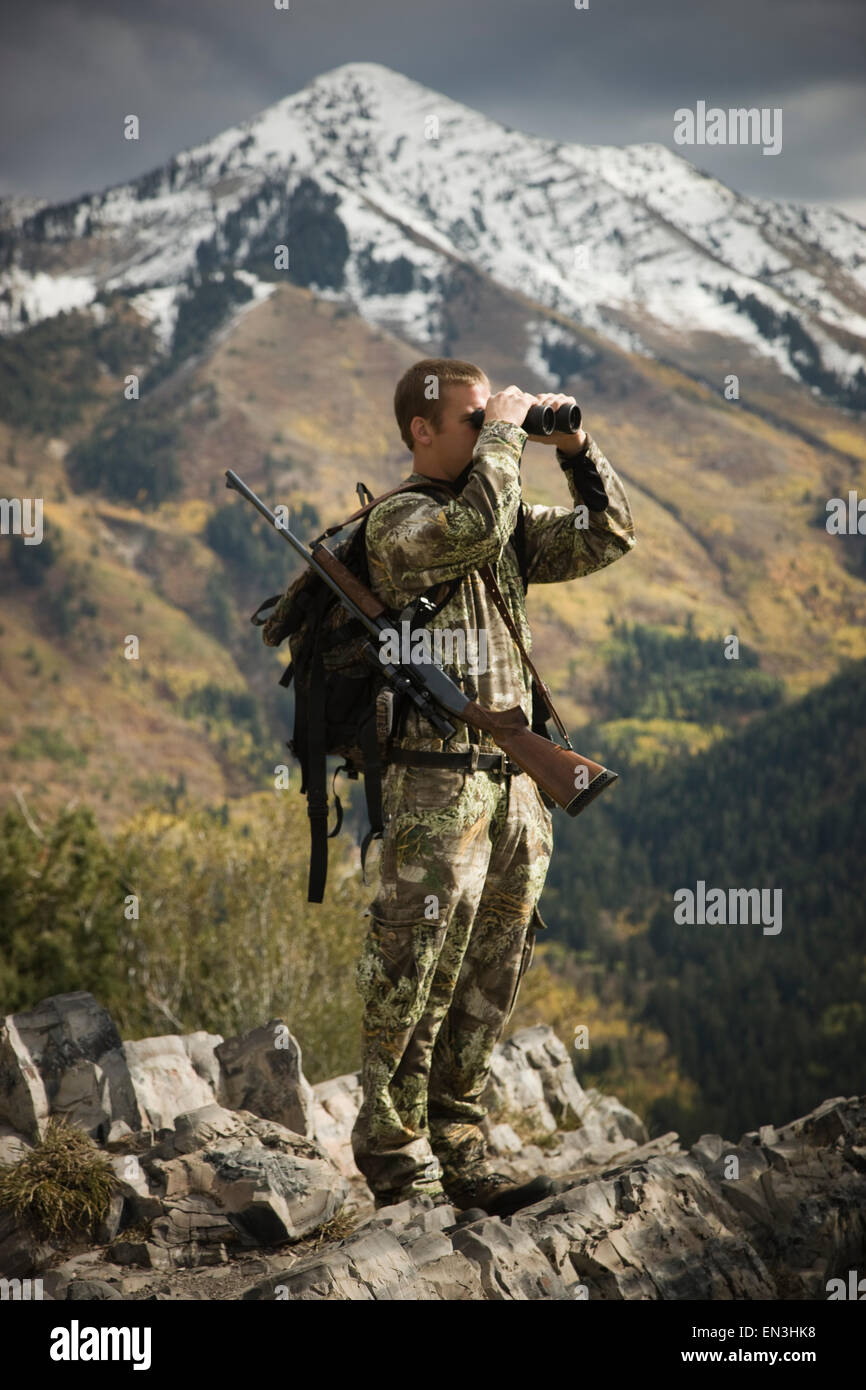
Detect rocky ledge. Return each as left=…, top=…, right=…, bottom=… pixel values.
left=0, top=992, right=863, bottom=1300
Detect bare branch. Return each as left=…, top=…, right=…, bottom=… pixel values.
left=13, top=786, right=44, bottom=841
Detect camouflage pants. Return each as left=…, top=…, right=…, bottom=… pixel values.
left=351, top=758, right=554, bottom=1204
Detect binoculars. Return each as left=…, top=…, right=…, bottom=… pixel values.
left=468, top=401, right=581, bottom=436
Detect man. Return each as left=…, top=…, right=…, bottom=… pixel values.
left=351, top=357, right=635, bottom=1216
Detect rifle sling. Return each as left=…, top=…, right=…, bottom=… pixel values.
left=476, top=561, right=571, bottom=745
left=313, top=478, right=450, bottom=543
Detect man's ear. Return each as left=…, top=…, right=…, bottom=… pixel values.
left=411, top=414, right=434, bottom=447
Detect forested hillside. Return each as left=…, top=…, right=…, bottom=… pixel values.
left=541, top=656, right=866, bottom=1142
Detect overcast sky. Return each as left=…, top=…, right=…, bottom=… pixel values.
left=1, top=0, right=864, bottom=222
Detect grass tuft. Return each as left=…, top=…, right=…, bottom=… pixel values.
left=0, top=1116, right=118, bottom=1238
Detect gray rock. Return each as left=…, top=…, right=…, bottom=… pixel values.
left=689, top=1132, right=728, bottom=1169
left=141, top=1104, right=347, bottom=1251
left=0, top=995, right=228, bottom=1146
left=108, top=1240, right=172, bottom=1270
left=106, top=1152, right=163, bottom=1227
left=121, top=1034, right=219, bottom=1131
left=483, top=1032, right=554, bottom=1137
left=383, top=1229, right=487, bottom=1299
left=710, top=1095, right=866, bottom=1298
left=486, top=1122, right=523, bottom=1156
left=577, top=1088, right=649, bottom=1146
left=0, top=992, right=142, bottom=1141
left=147, top=1101, right=241, bottom=1160
left=451, top=1218, right=568, bottom=1300
left=0, top=1121, right=33, bottom=1167
left=226, top=1091, right=866, bottom=1300
left=518, top=1156, right=775, bottom=1299
left=216, top=1021, right=315, bottom=1139
left=354, top=1194, right=457, bottom=1236
left=400, top=1230, right=456, bottom=1267
left=108, top=1151, right=150, bottom=1199
left=205, top=1146, right=339, bottom=1245
left=247, top=1247, right=375, bottom=1300
left=150, top=1193, right=238, bottom=1247
left=336, top=1229, right=421, bottom=1296
left=105, top=1124, right=155, bottom=1153
left=540, top=1127, right=680, bottom=1180
left=0, top=1209, right=65, bottom=1279
left=12, top=996, right=862, bottom=1303
left=66, top=1278, right=123, bottom=1300
left=42, top=1250, right=104, bottom=1283
left=310, top=1073, right=363, bottom=1176
left=93, top=1192, right=125, bottom=1245
left=181, top=1031, right=224, bottom=1094
left=482, top=1025, right=648, bottom=1149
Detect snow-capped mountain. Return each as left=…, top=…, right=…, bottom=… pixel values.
left=2, top=61, right=865, bottom=408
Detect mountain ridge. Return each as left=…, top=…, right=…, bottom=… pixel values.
left=2, top=60, right=865, bottom=412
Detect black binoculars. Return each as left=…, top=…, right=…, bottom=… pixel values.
left=468, top=401, right=581, bottom=436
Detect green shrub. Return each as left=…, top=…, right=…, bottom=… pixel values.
left=0, top=792, right=370, bottom=1084
left=9, top=725, right=88, bottom=765
left=0, top=803, right=128, bottom=1014
left=0, top=309, right=155, bottom=432
left=67, top=412, right=181, bottom=507
left=10, top=529, right=63, bottom=587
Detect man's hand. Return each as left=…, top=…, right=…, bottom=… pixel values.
left=484, top=385, right=538, bottom=430
left=528, top=392, right=587, bottom=452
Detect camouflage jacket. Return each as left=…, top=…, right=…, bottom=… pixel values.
left=365, top=419, right=636, bottom=752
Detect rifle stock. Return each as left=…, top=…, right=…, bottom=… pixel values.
left=462, top=700, right=617, bottom=815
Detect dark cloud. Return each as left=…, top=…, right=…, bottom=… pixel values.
left=1, top=0, right=864, bottom=217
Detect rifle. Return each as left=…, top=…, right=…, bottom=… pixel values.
left=225, top=469, right=618, bottom=816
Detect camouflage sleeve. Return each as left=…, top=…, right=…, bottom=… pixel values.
left=365, top=419, right=526, bottom=599
left=523, top=433, right=636, bottom=583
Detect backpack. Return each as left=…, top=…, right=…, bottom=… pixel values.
left=250, top=478, right=534, bottom=903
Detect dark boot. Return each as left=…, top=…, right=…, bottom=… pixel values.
left=443, top=1170, right=554, bottom=1217
left=373, top=1182, right=447, bottom=1211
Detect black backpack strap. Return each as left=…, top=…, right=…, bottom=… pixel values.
left=329, top=764, right=345, bottom=840
left=251, top=594, right=283, bottom=626
left=304, top=593, right=331, bottom=903
left=358, top=710, right=384, bottom=885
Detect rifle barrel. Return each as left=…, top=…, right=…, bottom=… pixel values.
left=225, top=468, right=465, bottom=727
left=225, top=468, right=381, bottom=639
